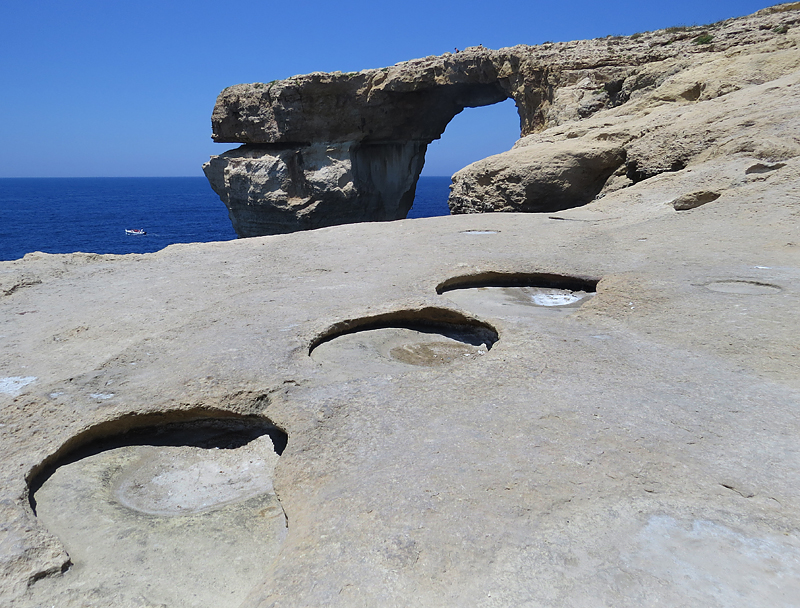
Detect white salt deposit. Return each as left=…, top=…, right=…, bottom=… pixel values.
left=0, top=376, right=37, bottom=396
left=531, top=291, right=584, bottom=306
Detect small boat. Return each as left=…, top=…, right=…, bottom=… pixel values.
left=125, top=229, right=146, bottom=235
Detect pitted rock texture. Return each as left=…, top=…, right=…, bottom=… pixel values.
left=5, top=8, right=800, bottom=605
left=207, top=4, right=800, bottom=234
left=3, top=146, right=800, bottom=607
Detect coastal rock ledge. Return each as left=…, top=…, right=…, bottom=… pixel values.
left=205, top=4, right=800, bottom=236
left=5, top=7, right=800, bottom=607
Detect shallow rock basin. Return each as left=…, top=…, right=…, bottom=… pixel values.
left=30, top=421, right=286, bottom=608
left=311, top=326, right=489, bottom=373
left=705, top=280, right=781, bottom=295
left=115, top=436, right=277, bottom=516
left=442, top=286, right=595, bottom=319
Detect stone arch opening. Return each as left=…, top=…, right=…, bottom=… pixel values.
left=421, top=97, right=522, bottom=178
left=204, top=61, right=530, bottom=237
left=410, top=97, right=522, bottom=217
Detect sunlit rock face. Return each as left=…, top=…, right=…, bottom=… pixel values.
left=6, top=7, right=800, bottom=607
left=204, top=141, right=428, bottom=237
left=204, top=55, right=511, bottom=237
left=205, top=5, right=800, bottom=235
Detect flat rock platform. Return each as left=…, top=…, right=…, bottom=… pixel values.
left=2, top=155, right=799, bottom=606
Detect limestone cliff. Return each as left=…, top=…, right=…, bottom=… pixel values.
left=204, top=141, right=427, bottom=236
left=205, top=4, right=800, bottom=234
left=204, top=51, right=511, bottom=236
left=449, top=4, right=800, bottom=214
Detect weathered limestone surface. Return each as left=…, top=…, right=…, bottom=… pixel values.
left=204, top=141, right=427, bottom=236
left=449, top=5, right=800, bottom=213
left=206, top=4, right=800, bottom=233
left=4, top=144, right=800, bottom=605
left=2, top=4, right=800, bottom=607
left=448, top=141, right=627, bottom=213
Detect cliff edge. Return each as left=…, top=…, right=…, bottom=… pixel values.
left=205, top=4, right=800, bottom=235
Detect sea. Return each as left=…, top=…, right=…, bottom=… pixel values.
left=0, top=176, right=452, bottom=262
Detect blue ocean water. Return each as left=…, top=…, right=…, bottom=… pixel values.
left=408, top=176, right=452, bottom=220
left=0, top=176, right=451, bottom=261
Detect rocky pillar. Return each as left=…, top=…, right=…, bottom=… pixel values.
left=204, top=141, right=427, bottom=237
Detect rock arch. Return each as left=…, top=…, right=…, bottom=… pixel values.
left=205, top=17, right=790, bottom=237
left=203, top=50, right=525, bottom=237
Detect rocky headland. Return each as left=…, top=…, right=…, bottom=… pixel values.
left=206, top=4, right=800, bottom=235
left=2, top=4, right=800, bottom=607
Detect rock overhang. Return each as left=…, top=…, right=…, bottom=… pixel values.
left=210, top=56, right=515, bottom=145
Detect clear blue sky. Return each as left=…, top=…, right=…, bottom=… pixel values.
left=0, top=0, right=773, bottom=178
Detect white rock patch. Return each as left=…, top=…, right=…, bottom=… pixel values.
left=115, top=434, right=279, bottom=515
left=531, top=291, right=585, bottom=306
left=0, top=376, right=37, bottom=396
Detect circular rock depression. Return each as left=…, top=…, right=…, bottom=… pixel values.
left=436, top=271, right=598, bottom=319
left=705, top=280, right=781, bottom=295
left=309, top=307, right=498, bottom=372
left=30, top=416, right=288, bottom=608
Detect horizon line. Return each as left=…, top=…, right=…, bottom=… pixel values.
left=0, top=174, right=455, bottom=180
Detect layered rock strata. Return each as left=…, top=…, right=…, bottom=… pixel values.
left=205, top=4, right=800, bottom=234
left=449, top=5, right=800, bottom=213
left=204, top=141, right=429, bottom=236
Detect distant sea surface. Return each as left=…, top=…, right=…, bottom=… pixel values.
left=0, top=176, right=451, bottom=262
